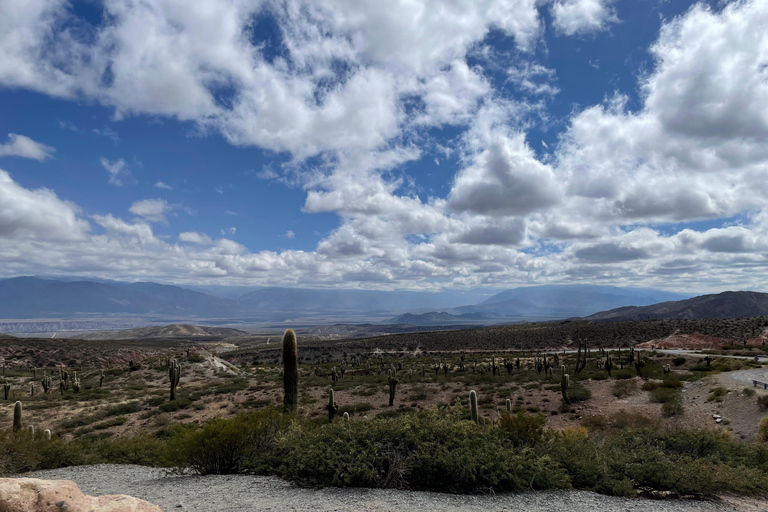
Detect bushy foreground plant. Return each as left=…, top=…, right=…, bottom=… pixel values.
left=3, top=407, right=768, bottom=497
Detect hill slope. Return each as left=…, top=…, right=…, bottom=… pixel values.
left=585, top=291, right=768, bottom=321
left=77, top=324, right=249, bottom=340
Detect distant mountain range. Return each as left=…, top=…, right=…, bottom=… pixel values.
left=585, top=291, right=768, bottom=321
left=0, top=276, right=717, bottom=328
left=0, top=276, right=485, bottom=322
left=388, top=285, right=692, bottom=325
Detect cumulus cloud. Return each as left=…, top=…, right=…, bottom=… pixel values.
left=0, top=133, right=55, bottom=161
left=550, top=0, right=618, bottom=36
left=129, top=198, right=171, bottom=223
left=154, top=181, right=172, bottom=190
left=2, top=0, right=768, bottom=293
left=448, top=134, right=561, bottom=216
left=0, top=169, right=89, bottom=241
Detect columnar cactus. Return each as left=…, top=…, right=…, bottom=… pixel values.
left=387, top=369, right=398, bottom=407
left=27, top=425, right=34, bottom=439
left=30, top=382, right=34, bottom=396
left=605, top=355, right=613, bottom=377
left=72, top=372, right=81, bottom=394
left=44, top=429, right=51, bottom=441
left=469, top=390, right=478, bottom=424
left=327, top=388, right=339, bottom=423
left=2, top=381, right=9, bottom=400
left=13, top=400, right=22, bottom=431
left=99, top=369, right=105, bottom=387
left=561, top=366, right=570, bottom=404
left=506, top=398, right=512, bottom=412
left=282, top=329, right=298, bottom=413
left=42, top=372, right=52, bottom=394
left=169, top=359, right=181, bottom=401
left=343, top=411, right=349, bottom=422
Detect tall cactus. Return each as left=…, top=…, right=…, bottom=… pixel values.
left=561, top=366, right=570, bottom=404
left=282, top=329, right=298, bottom=413
left=72, top=372, right=81, bottom=393
left=469, top=390, right=478, bottom=424
left=168, top=359, right=181, bottom=401
left=506, top=398, right=512, bottom=412
left=387, top=369, right=398, bottom=407
left=27, top=425, right=35, bottom=439
left=2, top=381, right=9, bottom=401
left=42, top=372, right=52, bottom=394
left=99, top=369, right=105, bottom=387
left=605, top=355, right=613, bottom=377
left=13, top=401, right=22, bottom=431
left=327, top=389, right=339, bottom=423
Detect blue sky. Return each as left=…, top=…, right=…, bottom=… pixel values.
left=1, top=0, right=767, bottom=293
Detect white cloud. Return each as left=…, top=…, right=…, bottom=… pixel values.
left=179, top=231, right=213, bottom=245
left=284, top=230, right=296, bottom=239
left=448, top=133, right=562, bottom=216
left=129, top=198, right=171, bottom=223
left=0, top=133, right=55, bottom=161
left=0, top=169, right=89, bottom=241
left=154, top=181, right=173, bottom=190
left=2, top=0, right=768, bottom=294
left=101, top=158, right=136, bottom=187
left=550, top=0, right=618, bottom=36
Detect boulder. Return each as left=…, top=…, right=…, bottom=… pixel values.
left=0, top=478, right=163, bottom=512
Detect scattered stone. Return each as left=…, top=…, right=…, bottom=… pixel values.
left=0, top=478, right=163, bottom=512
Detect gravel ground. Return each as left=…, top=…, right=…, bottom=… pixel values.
left=27, top=464, right=757, bottom=512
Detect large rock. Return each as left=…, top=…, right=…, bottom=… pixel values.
left=0, top=478, right=163, bottom=512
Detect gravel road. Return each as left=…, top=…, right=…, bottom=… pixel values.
left=29, top=464, right=758, bottom=512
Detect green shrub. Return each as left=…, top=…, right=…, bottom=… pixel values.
left=649, top=387, right=679, bottom=404
left=568, top=383, right=591, bottom=402
left=613, top=369, right=635, bottom=380
left=707, top=387, right=728, bottom=402
left=662, top=400, right=684, bottom=417
left=758, top=418, right=768, bottom=443
left=672, top=357, right=686, bottom=366
left=758, top=395, right=768, bottom=410
left=612, top=380, right=637, bottom=398
left=169, top=407, right=288, bottom=475
left=498, top=410, right=546, bottom=446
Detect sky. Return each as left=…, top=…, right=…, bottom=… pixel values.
left=0, top=0, right=767, bottom=294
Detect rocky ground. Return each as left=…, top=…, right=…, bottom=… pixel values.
left=30, top=464, right=767, bottom=512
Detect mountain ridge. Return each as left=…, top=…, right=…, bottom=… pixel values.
left=585, top=291, right=768, bottom=321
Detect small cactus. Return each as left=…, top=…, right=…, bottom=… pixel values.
left=561, top=366, right=570, bottom=404
left=44, top=429, right=51, bottom=441
left=605, top=355, right=613, bottom=377
left=72, top=372, right=81, bottom=393
left=343, top=411, right=350, bottom=422
left=13, top=400, right=22, bottom=431
left=42, top=373, right=52, bottom=394
left=327, top=389, right=339, bottom=423
left=282, top=329, right=298, bottom=413
left=99, top=369, right=105, bottom=387
left=27, top=424, right=35, bottom=439
left=2, top=381, right=9, bottom=401
left=387, top=369, right=398, bottom=407
left=169, top=359, right=181, bottom=401
left=506, top=398, right=512, bottom=412
left=469, top=390, right=478, bottom=424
